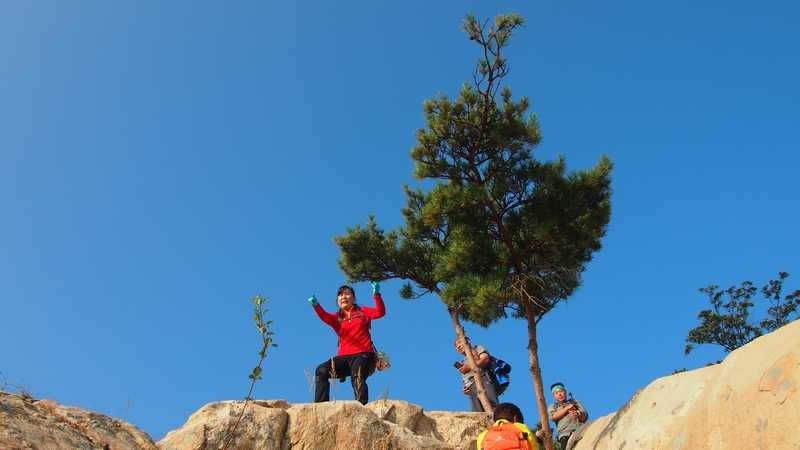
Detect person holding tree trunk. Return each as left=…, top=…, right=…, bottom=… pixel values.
left=309, top=282, right=385, bottom=404
left=455, top=337, right=498, bottom=412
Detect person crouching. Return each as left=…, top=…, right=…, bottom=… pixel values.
left=308, top=282, right=385, bottom=404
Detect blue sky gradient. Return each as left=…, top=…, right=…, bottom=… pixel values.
left=2, top=0, right=798, bottom=440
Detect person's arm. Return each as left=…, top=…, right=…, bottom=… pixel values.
left=457, top=347, right=489, bottom=373
left=550, top=403, right=572, bottom=422
left=474, top=350, right=491, bottom=369
left=308, top=295, right=339, bottom=328
left=361, top=281, right=386, bottom=319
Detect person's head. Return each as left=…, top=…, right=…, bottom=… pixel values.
left=336, top=285, right=356, bottom=312
left=492, top=402, right=524, bottom=423
left=550, top=382, right=567, bottom=402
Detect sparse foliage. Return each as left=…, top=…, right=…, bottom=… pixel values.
left=220, top=295, right=277, bottom=450
left=685, top=272, right=799, bottom=356
left=0, top=371, right=34, bottom=400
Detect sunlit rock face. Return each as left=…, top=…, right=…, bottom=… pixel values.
left=159, top=398, right=491, bottom=450
left=0, top=390, right=490, bottom=449
left=0, top=392, right=157, bottom=450
left=7, top=321, right=797, bottom=449
left=574, top=320, right=800, bottom=450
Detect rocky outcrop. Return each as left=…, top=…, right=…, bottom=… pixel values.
left=0, top=391, right=157, bottom=449
left=158, top=400, right=290, bottom=450
left=160, top=399, right=491, bottom=450
left=574, top=319, right=800, bottom=450
left=7, top=323, right=797, bottom=449
left=0, top=391, right=489, bottom=450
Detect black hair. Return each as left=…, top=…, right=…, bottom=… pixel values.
left=337, top=285, right=356, bottom=298
left=336, top=285, right=359, bottom=318
left=492, top=402, right=524, bottom=423
left=550, top=382, right=566, bottom=391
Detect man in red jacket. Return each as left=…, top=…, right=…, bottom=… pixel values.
left=309, top=281, right=385, bottom=404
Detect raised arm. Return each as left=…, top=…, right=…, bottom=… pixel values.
left=308, top=294, right=339, bottom=328
left=360, top=281, right=386, bottom=319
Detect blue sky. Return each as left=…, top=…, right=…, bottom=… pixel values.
left=2, top=0, right=798, bottom=441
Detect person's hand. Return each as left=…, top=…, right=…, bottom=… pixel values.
left=463, top=386, right=472, bottom=395
left=370, top=280, right=380, bottom=294
left=308, top=294, right=319, bottom=306
left=568, top=408, right=580, bottom=418
left=458, top=363, right=472, bottom=374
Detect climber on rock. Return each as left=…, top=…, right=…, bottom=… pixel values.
left=308, top=282, right=386, bottom=405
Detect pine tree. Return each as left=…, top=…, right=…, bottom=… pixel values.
left=407, top=15, right=613, bottom=448
left=339, top=15, right=612, bottom=448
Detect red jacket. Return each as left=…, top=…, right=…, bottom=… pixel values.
left=314, top=293, right=386, bottom=356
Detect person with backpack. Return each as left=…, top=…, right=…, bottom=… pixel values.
left=309, top=282, right=385, bottom=405
left=548, top=382, right=588, bottom=450
left=476, top=402, right=541, bottom=450
left=454, top=337, right=498, bottom=412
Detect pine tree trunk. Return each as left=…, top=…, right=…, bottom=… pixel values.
left=526, top=304, right=554, bottom=450
left=448, top=307, right=494, bottom=412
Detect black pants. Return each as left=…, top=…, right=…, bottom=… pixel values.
left=315, top=352, right=375, bottom=404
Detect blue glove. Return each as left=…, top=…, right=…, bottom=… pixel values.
left=370, top=281, right=380, bottom=295
left=308, top=294, right=318, bottom=306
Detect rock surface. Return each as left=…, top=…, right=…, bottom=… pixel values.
left=160, top=399, right=489, bottom=450
left=0, top=391, right=157, bottom=450
left=574, top=319, right=800, bottom=450
left=159, top=400, right=290, bottom=450
left=5, top=321, right=799, bottom=449
left=417, top=410, right=493, bottom=449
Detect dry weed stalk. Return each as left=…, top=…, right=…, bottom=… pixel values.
left=379, top=383, right=391, bottom=402
left=304, top=368, right=315, bottom=400
left=354, top=366, right=364, bottom=399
